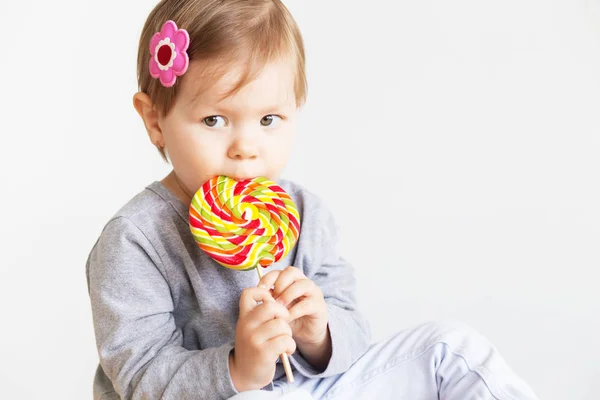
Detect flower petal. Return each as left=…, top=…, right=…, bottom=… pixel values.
left=173, top=30, right=189, bottom=52
left=171, top=51, right=189, bottom=75
left=161, top=20, right=176, bottom=40
left=160, top=68, right=176, bottom=87
left=149, top=32, right=161, bottom=55
left=149, top=58, right=161, bottom=78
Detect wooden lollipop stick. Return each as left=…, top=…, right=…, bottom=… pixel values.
left=256, top=267, right=294, bottom=383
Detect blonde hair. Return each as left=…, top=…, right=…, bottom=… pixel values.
left=136, top=0, right=307, bottom=162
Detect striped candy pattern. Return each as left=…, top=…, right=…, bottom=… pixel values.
left=189, top=176, right=301, bottom=271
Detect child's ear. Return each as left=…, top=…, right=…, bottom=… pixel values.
left=133, top=92, right=164, bottom=148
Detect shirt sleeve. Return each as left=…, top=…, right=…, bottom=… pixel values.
left=86, top=217, right=239, bottom=400
left=289, top=203, right=372, bottom=378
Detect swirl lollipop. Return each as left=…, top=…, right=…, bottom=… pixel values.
left=189, top=175, right=301, bottom=382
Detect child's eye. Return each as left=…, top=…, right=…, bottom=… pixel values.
left=260, top=115, right=282, bottom=127
left=203, top=116, right=226, bottom=128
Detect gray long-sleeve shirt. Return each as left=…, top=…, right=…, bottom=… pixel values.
left=86, top=180, right=371, bottom=400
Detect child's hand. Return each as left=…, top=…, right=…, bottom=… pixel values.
left=259, top=267, right=331, bottom=368
left=230, top=286, right=296, bottom=391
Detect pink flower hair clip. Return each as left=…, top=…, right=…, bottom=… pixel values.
left=149, top=20, right=190, bottom=87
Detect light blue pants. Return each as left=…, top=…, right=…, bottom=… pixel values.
left=229, top=320, right=539, bottom=400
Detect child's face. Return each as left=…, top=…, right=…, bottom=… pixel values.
left=157, top=59, right=297, bottom=197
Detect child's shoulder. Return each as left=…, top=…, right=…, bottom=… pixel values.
left=278, top=178, right=327, bottom=212
left=278, top=178, right=337, bottom=227
left=85, top=181, right=176, bottom=285
left=96, top=181, right=184, bottom=240
left=115, top=180, right=176, bottom=218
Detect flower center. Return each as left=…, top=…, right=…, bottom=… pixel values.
left=157, top=45, right=173, bottom=66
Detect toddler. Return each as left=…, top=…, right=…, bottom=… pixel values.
left=86, top=1, right=539, bottom=399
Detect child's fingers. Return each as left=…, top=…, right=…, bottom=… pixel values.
left=239, top=286, right=275, bottom=315
left=272, top=266, right=306, bottom=299
left=287, top=298, right=318, bottom=322
left=252, top=318, right=293, bottom=345
left=265, top=334, right=297, bottom=360
left=246, top=300, right=290, bottom=329
left=257, top=269, right=282, bottom=290
left=275, top=279, right=314, bottom=307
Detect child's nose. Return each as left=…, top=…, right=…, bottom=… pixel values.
left=228, top=136, right=259, bottom=160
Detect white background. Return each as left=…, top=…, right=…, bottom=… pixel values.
left=1, top=0, right=599, bottom=399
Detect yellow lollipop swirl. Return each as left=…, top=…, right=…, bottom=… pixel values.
left=189, top=176, right=301, bottom=270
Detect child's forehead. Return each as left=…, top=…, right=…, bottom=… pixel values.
left=181, top=59, right=296, bottom=109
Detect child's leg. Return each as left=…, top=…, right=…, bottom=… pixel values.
left=276, top=320, right=539, bottom=400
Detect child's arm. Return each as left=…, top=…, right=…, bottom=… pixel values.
left=87, top=217, right=239, bottom=400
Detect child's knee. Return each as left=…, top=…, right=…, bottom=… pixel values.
left=389, top=319, right=494, bottom=360
left=420, top=320, right=506, bottom=373
left=419, top=320, right=490, bottom=346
